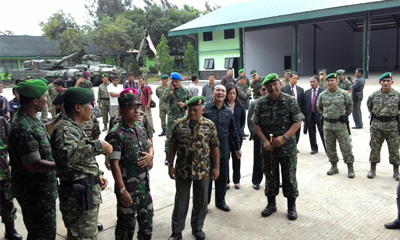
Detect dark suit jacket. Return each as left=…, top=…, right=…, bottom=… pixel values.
left=281, top=84, right=304, bottom=112
left=304, top=87, right=325, bottom=124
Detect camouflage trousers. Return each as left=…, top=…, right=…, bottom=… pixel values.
left=140, top=106, right=154, bottom=134
left=100, top=101, right=110, bottom=126
left=159, top=105, right=168, bottom=130
left=324, top=123, right=354, bottom=164
left=369, top=127, right=400, bottom=165
left=0, top=156, right=17, bottom=224
left=58, top=185, right=100, bottom=239
left=262, top=152, right=299, bottom=198
left=115, top=182, right=153, bottom=240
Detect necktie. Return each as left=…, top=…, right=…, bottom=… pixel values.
left=291, top=87, right=295, bottom=97
left=312, top=89, right=316, bottom=113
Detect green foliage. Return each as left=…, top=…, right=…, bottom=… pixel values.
left=85, top=0, right=133, bottom=18
left=184, top=42, right=197, bottom=74
left=4, top=69, right=10, bottom=79
left=156, top=34, right=174, bottom=74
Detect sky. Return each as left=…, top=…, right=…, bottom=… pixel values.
left=0, top=0, right=247, bottom=36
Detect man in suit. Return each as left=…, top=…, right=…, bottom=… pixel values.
left=281, top=72, right=304, bottom=145
left=304, top=76, right=326, bottom=154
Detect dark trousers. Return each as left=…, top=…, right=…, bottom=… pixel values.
left=252, top=135, right=263, bottom=185
left=172, top=177, right=210, bottom=233
left=227, top=139, right=243, bottom=184
left=208, top=156, right=228, bottom=207
left=307, top=113, right=326, bottom=153
left=352, top=98, right=363, bottom=128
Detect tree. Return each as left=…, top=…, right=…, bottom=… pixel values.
left=184, top=42, right=197, bottom=74
left=0, top=30, right=14, bottom=35
left=156, top=34, right=174, bottom=74
left=85, top=0, right=132, bottom=18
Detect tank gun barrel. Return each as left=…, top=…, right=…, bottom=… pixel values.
left=55, top=51, right=78, bottom=66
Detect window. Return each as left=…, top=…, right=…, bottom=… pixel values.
left=224, top=29, right=235, bottom=39
left=204, top=59, right=214, bottom=69
left=224, top=58, right=234, bottom=69
left=203, top=32, right=213, bottom=41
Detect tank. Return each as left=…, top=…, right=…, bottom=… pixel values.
left=11, top=52, right=80, bottom=84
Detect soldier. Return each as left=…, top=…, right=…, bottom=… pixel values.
left=156, top=75, right=169, bottom=136
left=351, top=68, right=365, bottom=129
left=253, top=73, right=304, bottom=220
left=98, top=74, right=111, bottom=131
left=75, top=73, right=94, bottom=94
left=167, top=96, right=220, bottom=240
left=0, top=116, right=22, bottom=240
left=235, top=69, right=250, bottom=87
left=337, top=69, right=352, bottom=93
left=281, top=69, right=292, bottom=87
left=319, top=69, right=328, bottom=89
left=250, top=70, right=264, bottom=100
left=48, top=73, right=61, bottom=117
left=236, top=76, right=251, bottom=110
left=162, top=72, right=190, bottom=165
left=317, top=73, right=355, bottom=178
left=366, top=72, right=400, bottom=181
left=8, top=80, right=60, bottom=239
left=106, top=93, right=154, bottom=239
left=140, top=65, right=149, bottom=81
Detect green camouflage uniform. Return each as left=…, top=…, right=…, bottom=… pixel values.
left=0, top=117, right=17, bottom=225
left=163, top=86, right=190, bottom=153
left=97, top=82, right=110, bottom=126
left=338, top=79, right=352, bottom=91
left=156, top=85, right=169, bottom=130
left=48, top=82, right=58, bottom=117
left=168, top=116, right=219, bottom=234
left=281, top=78, right=290, bottom=87
left=237, top=82, right=251, bottom=110
left=367, top=88, right=400, bottom=165
left=109, top=111, right=153, bottom=139
left=79, top=80, right=94, bottom=91
left=8, top=108, right=57, bottom=239
left=81, top=114, right=101, bottom=141
left=320, top=80, right=327, bottom=89
left=105, top=121, right=153, bottom=239
left=252, top=93, right=304, bottom=199
left=251, top=78, right=264, bottom=99
left=317, top=88, right=354, bottom=164
left=51, top=115, right=104, bottom=239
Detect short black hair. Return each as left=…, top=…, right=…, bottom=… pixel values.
left=290, top=72, right=299, bottom=78
left=63, top=101, right=75, bottom=115
left=54, top=79, right=65, bottom=87
left=191, top=74, right=199, bottom=82
left=311, top=76, right=320, bottom=82
left=112, top=75, right=120, bottom=81
left=209, top=74, right=215, bottom=78
left=12, top=87, right=17, bottom=94
left=356, top=68, right=364, bottom=75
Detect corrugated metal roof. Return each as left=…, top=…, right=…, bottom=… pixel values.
left=169, top=0, right=400, bottom=36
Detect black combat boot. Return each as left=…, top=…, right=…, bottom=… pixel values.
left=97, top=222, right=104, bottom=231
left=4, top=221, right=22, bottom=240
left=261, top=196, right=277, bottom=217
left=347, top=163, right=355, bottom=178
left=327, top=162, right=339, bottom=175
left=159, top=128, right=166, bottom=136
left=394, top=165, right=399, bottom=181
left=367, top=163, right=377, bottom=179
left=287, top=197, right=297, bottom=220
left=384, top=198, right=400, bottom=229
left=102, top=124, right=108, bottom=131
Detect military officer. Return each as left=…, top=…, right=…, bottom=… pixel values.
left=156, top=74, right=169, bottom=136
left=281, top=69, right=292, bottom=87
left=167, top=96, right=220, bottom=240
left=106, top=93, right=154, bottom=240
left=75, top=73, right=94, bottom=93
left=8, top=79, right=60, bottom=239
left=48, top=73, right=60, bottom=117
left=351, top=68, right=365, bottom=129
left=366, top=72, right=400, bottom=181
left=317, top=73, right=355, bottom=178
left=98, top=73, right=111, bottom=131
left=253, top=73, right=304, bottom=220
left=250, top=70, right=264, bottom=100
left=51, top=87, right=112, bottom=239
left=337, top=69, right=352, bottom=93
left=163, top=72, right=190, bottom=165
left=39, top=78, right=50, bottom=120
left=319, top=68, right=328, bottom=89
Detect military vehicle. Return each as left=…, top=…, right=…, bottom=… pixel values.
left=11, top=52, right=80, bottom=84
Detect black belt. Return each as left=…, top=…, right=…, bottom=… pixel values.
left=59, top=176, right=100, bottom=187
left=374, top=116, right=397, bottom=122
left=325, top=118, right=340, bottom=123
left=100, top=98, right=110, bottom=100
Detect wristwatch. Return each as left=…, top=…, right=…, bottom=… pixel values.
left=120, top=187, right=127, bottom=194
left=282, top=135, right=289, bottom=142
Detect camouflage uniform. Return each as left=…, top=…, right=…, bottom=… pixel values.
left=156, top=85, right=169, bottom=130
left=105, top=121, right=153, bottom=239
left=109, top=111, right=153, bottom=140
left=163, top=86, right=190, bottom=153
left=81, top=114, right=101, bottom=141
left=51, top=115, right=104, bottom=239
left=281, top=78, right=290, bottom=87
left=338, top=79, right=352, bottom=91
left=168, top=116, right=219, bottom=234
left=252, top=93, right=304, bottom=198
left=8, top=108, right=57, bottom=239
left=97, top=82, right=110, bottom=127
left=367, top=89, right=400, bottom=165
left=79, top=80, right=94, bottom=91
left=0, top=117, right=17, bottom=225
left=251, top=78, right=263, bottom=99
left=317, top=88, right=354, bottom=164
left=236, top=82, right=251, bottom=110
left=320, top=80, right=327, bottom=89
left=48, top=82, right=58, bottom=117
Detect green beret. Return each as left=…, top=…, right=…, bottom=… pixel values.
left=186, top=96, right=206, bottom=107
left=319, top=68, right=327, bottom=74
left=379, top=72, right=392, bottom=81
left=161, top=75, right=169, bottom=79
left=16, top=79, right=48, bottom=98
left=40, top=78, right=48, bottom=84
left=336, top=69, right=345, bottom=76
left=102, top=74, right=109, bottom=77
left=250, top=70, right=258, bottom=76
left=53, top=73, right=60, bottom=78
left=238, top=69, right=244, bottom=74
left=61, top=87, right=94, bottom=104
left=262, top=73, right=280, bottom=85
left=118, top=93, right=141, bottom=108
left=326, top=73, right=337, bottom=79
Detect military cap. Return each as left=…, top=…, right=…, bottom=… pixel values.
left=379, top=72, right=392, bottom=81
left=161, top=74, right=169, bottom=79
left=61, top=87, right=94, bottom=104
left=284, top=69, right=292, bottom=74
left=238, top=69, right=244, bottom=74
left=53, top=73, right=60, bottom=78
left=250, top=70, right=258, bottom=76
left=319, top=68, right=327, bottom=74
left=326, top=73, right=337, bottom=79
left=40, top=78, right=48, bottom=84
left=336, top=69, right=345, bottom=76
left=102, top=73, right=109, bottom=77
left=120, top=88, right=139, bottom=96
left=118, top=93, right=141, bottom=108
left=187, top=96, right=206, bottom=107
left=262, top=73, right=280, bottom=85
left=16, top=79, right=48, bottom=98
left=171, top=72, right=182, bottom=80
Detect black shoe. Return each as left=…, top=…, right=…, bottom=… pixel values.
left=168, top=232, right=182, bottom=240
left=102, top=127, right=108, bottom=132
left=288, top=208, right=298, bottom=220
left=226, top=184, right=230, bottom=190
left=159, top=129, right=166, bottom=136
left=243, top=133, right=249, bottom=137
left=4, top=222, right=22, bottom=240
left=352, top=126, right=362, bottom=129
left=311, top=150, right=318, bottom=154
left=385, top=219, right=400, bottom=229
left=279, top=183, right=283, bottom=188
left=216, top=204, right=231, bottom=212
left=297, top=149, right=299, bottom=153
left=97, top=222, right=104, bottom=231
left=261, top=204, right=277, bottom=217
left=192, top=230, right=206, bottom=240
left=253, top=184, right=260, bottom=190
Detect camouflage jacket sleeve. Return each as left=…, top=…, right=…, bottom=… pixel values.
left=141, top=112, right=153, bottom=139
left=105, top=130, right=121, bottom=160
left=366, top=93, right=374, bottom=113
left=344, top=91, right=353, bottom=115
left=162, top=87, right=173, bottom=103
left=316, top=91, right=324, bottom=116
left=16, top=124, right=44, bottom=166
